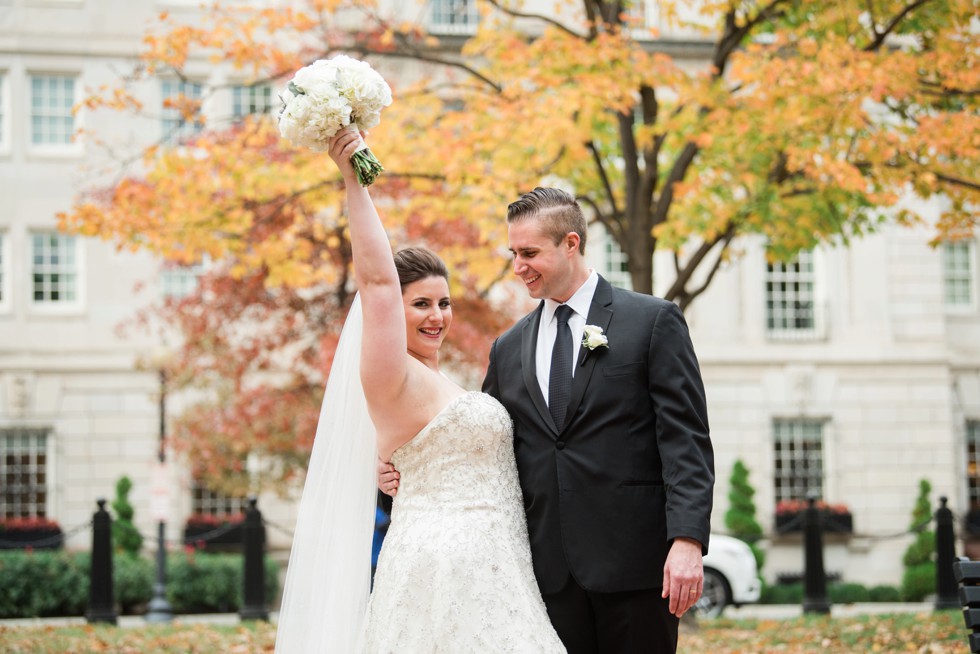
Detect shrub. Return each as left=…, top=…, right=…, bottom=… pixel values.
left=0, top=549, right=277, bottom=618
left=114, top=554, right=154, bottom=613
left=902, top=563, right=935, bottom=603
left=167, top=551, right=279, bottom=614
left=830, top=582, right=870, bottom=604
left=868, top=584, right=902, bottom=602
left=0, top=551, right=87, bottom=617
left=760, top=581, right=803, bottom=604
left=725, top=459, right=765, bottom=572
left=901, top=479, right=935, bottom=601
left=112, top=476, right=143, bottom=557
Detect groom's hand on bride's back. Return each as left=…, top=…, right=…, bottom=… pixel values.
left=378, top=458, right=400, bottom=497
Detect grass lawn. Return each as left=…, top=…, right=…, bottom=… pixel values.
left=0, top=611, right=968, bottom=653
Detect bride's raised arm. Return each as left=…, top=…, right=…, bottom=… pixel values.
left=328, top=130, right=407, bottom=405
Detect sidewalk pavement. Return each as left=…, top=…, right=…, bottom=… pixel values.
left=0, top=603, right=940, bottom=630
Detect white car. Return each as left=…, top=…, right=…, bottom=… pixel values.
left=696, top=533, right=762, bottom=618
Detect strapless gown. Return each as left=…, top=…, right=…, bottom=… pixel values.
left=358, top=391, right=565, bottom=653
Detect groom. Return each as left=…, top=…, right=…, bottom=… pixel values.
left=482, top=187, right=714, bottom=654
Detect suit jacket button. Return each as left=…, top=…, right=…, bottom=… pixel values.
left=556, top=441, right=566, bottom=450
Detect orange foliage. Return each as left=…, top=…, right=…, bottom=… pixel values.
left=63, top=0, right=978, bottom=489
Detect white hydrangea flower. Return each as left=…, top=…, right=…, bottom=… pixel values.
left=278, top=55, right=392, bottom=154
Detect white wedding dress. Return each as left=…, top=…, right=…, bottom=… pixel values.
left=358, top=391, right=566, bottom=653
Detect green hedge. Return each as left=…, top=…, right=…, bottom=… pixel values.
left=760, top=580, right=902, bottom=605
left=0, top=551, right=278, bottom=618
left=0, top=551, right=87, bottom=617
left=167, top=552, right=279, bottom=614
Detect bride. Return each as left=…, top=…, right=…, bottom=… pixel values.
left=274, top=129, right=565, bottom=653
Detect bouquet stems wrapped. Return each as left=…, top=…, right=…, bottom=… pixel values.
left=279, top=56, right=393, bottom=186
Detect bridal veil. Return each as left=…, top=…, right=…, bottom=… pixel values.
left=275, top=294, right=378, bottom=653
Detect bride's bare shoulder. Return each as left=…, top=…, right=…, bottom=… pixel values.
left=372, top=360, right=466, bottom=457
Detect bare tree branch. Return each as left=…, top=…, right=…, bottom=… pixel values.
left=483, top=0, right=588, bottom=40
left=864, top=0, right=881, bottom=42
left=578, top=195, right=624, bottom=245
left=665, top=222, right=737, bottom=306
left=587, top=140, right=621, bottom=218
left=713, top=0, right=790, bottom=76
left=676, top=231, right=736, bottom=311
left=618, top=111, right=641, bottom=219
left=864, top=0, right=933, bottom=51
left=935, top=172, right=980, bottom=193
left=651, top=141, right=699, bottom=227
left=349, top=42, right=503, bottom=93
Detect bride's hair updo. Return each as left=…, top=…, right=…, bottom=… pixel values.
left=394, top=247, right=449, bottom=291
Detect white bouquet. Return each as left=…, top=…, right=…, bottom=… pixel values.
left=278, top=55, right=393, bottom=186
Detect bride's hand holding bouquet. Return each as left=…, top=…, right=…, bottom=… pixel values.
left=278, top=55, right=392, bottom=186
left=328, top=128, right=368, bottom=187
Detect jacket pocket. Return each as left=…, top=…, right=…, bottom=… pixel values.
left=602, top=361, right=644, bottom=377
left=620, top=480, right=664, bottom=487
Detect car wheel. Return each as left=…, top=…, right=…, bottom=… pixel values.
left=695, top=567, right=732, bottom=619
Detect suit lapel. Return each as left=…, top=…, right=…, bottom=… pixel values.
left=560, top=277, right=614, bottom=433
left=521, top=302, right=559, bottom=435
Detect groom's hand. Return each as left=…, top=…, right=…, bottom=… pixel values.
left=378, top=458, right=400, bottom=497
left=662, top=537, right=704, bottom=617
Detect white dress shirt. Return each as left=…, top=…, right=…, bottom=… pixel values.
left=535, top=270, right=600, bottom=405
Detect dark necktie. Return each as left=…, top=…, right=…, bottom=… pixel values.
left=549, top=304, right=574, bottom=429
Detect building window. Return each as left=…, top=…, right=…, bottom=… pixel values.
left=1, top=428, right=49, bottom=520
left=0, top=232, right=8, bottom=311
left=32, top=233, right=78, bottom=305
left=603, top=233, right=633, bottom=291
left=232, top=84, right=273, bottom=120
left=627, top=0, right=648, bottom=27
left=161, top=79, right=204, bottom=144
left=0, top=72, right=8, bottom=152
left=430, top=0, right=479, bottom=34
left=967, top=422, right=980, bottom=511
left=943, top=241, right=975, bottom=308
left=161, top=258, right=207, bottom=299
left=30, top=74, right=76, bottom=147
left=766, top=250, right=819, bottom=337
left=191, top=479, right=248, bottom=518
left=773, top=419, right=824, bottom=503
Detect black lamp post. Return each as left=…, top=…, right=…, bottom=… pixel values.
left=146, top=367, right=173, bottom=623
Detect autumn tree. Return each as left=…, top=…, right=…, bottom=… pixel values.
left=61, top=0, right=978, bottom=489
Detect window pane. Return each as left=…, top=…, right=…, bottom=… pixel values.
left=31, top=233, right=78, bottom=304
left=602, top=234, right=632, bottom=291
left=943, top=242, right=974, bottom=306
left=967, top=422, right=980, bottom=510
left=773, top=419, right=824, bottom=503
left=0, top=233, right=5, bottom=303
left=0, top=429, right=49, bottom=520
left=30, top=75, right=75, bottom=145
left=161, top=80, right=204, bottom=145
left=766, top=250, right=816, bottom=333
left=431, top=0, right=479, bottom=32
left=232, top=84, right=273, bottom=119
left=191, top=478, right=247, bottom=517
left=162, top=259, right=207, bottom=299
left=0, top=74, right=5, bottom=148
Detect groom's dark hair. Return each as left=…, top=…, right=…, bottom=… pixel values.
left=394, top=246, right=449, bottom=290
left=507, top=187, right=587, bottom=254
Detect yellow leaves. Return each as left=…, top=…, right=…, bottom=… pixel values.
left=64, top=0, right=980, bottom=300
left=798, top=38, right=819, bottom=57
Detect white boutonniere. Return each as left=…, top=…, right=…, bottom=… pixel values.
left=580, top=325, right=608, bottom=364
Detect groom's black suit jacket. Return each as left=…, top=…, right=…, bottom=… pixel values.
left=483, top=276, right=714, bottom=595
